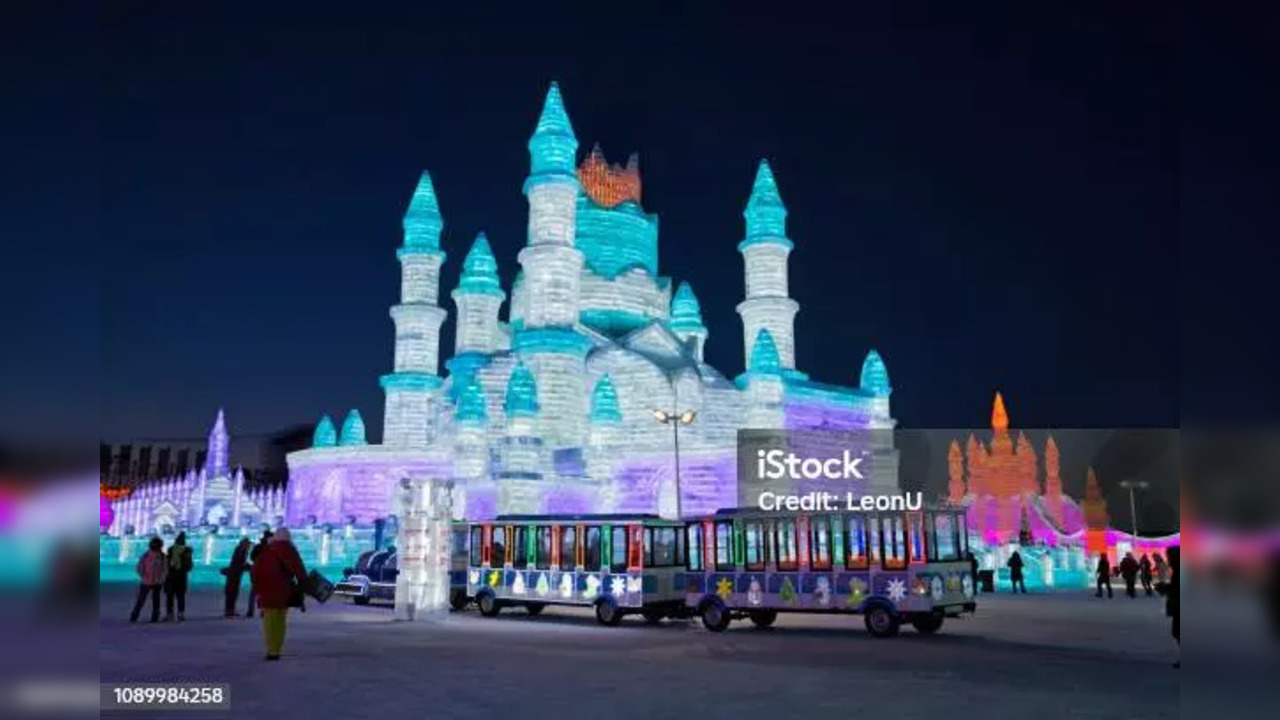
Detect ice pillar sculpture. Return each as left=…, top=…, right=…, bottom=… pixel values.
left=860, top=350, right=901, bottom=494
left=382, top=170, right=448, bottom=448
left=232, top=467, right=244, bottom=527
left=394, top=476, right=454, bottom=621
left=736, top=160, right=800, bottom=372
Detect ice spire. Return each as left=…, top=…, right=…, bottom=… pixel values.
left=455, top=374, right=489, bottom=423
left=457, top=232, right=504, bottom=296
left=338, top=409, right=367, bottom=446
left=992, top=392, right=1009, bottom=432
left=749, top=329, right=782, bottom=374
left=205, top=409, right=229, bottom=477
left=670, top=282, right=706, bottom=333
left=504, top=363, right=539, bottom=417
left=402, top=170, right=444, bottom=250
left=743, top=159, right=788, bottom=243
left=860, top=350, right=892, bottom=397
left=589, top=374, right=622, bottom=424
left=312, top=414, right=338, bottom=448
left=527, top=82, right=579, bottom=177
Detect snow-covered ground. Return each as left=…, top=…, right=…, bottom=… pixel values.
left=96, top=587, right=1190, bottom=719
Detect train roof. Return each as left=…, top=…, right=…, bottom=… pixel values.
left=492, top=513, right=674, bottom=523
left=708, top=505, right=959, bottom=517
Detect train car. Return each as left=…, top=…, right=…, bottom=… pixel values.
left=335, top=523, right=471, bottom=609
left=465, top=514, right=687, bottom=625
left=679, top=507, right=977, bottom=636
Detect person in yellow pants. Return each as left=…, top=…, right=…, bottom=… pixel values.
left=249, top=528, right=308, bottom=660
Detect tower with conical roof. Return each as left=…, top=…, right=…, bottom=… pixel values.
left=515, top=82, right=593, bottom=448
left=339, top=409, right=368, bottom=446
left=381, top=170, right=449, bottom=448
left=497, top=362, right=545, bottom=514
left=586, top=374, right=623, bottom=509
left=205, top=408, right=229, bottom=477
left=452, top=232, right=506, bottom=358
left=743, top=329, right=786, bottom=428
left=452, top=373, right=491, bottom=520
left=737, top=160, right=800, bottom=374
left=670, top=282, right=709, bottom=361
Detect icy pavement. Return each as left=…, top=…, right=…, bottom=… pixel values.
left=99, top=586, right=1182, bottom=719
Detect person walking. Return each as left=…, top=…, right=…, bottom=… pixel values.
left=1139, top=553, right=1155, bottom=596
left=249, top=528, right=309, bottom=661
left=1095, top=554, right=1113, bottom=598
left=1165, top=546, right=1179, bottom=668
left=129, top=537, right=168, bottom=623
left=245, top=530, right=273, bottom=619
left=223, top=537, right=252, bottom=618
left=1119, top=552, right=1140, bottom=599
left=164, top=533, right=194, bottom=621
left=1006, top=550, right=1027, bottom=594
left=966, top=550, right=979, bottom=593
left=1153, top=552, right=1170, bottom=584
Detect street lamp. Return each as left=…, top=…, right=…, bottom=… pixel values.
left=653, top=408, right=697, bottom=520
left=1118, top=479, right=1149, bottom=540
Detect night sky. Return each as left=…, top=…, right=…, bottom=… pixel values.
left=12, top=5, right=1194, bottom=446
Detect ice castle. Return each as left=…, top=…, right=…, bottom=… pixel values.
left=286, top=83, right=900, bottom=524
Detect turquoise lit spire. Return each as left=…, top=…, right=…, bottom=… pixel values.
left=338, top=409, right=367, bottom=446
left=402, top=170, right=443, bottom=251
left=527, top=82, right=579, bottom=178
left=504, top=363, right=539, bottom=417
left=455, top=375, right=489, bottom=423
left=860, top=349, right=892, bottom=397
left=669, top=282, right=707, bottom=333
left=589, top=374, right=622, bottom=424
left=749, top=329, right=782, bottom=374
left=456, top=232, right=504, bottom=297
left=312, top=414, right=337, bottom=448
left=741, top=159, right=791, bottom=249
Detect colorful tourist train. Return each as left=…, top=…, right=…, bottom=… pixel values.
left=336, top=505, right=976, bottom=637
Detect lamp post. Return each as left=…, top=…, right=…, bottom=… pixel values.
left=1118, top=479, right=1149, bottom=540
left=652, top=408, right=696, bottom=520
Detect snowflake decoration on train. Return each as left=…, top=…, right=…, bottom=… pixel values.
left=609, top=576, right=626, bottom=597
left=886, top=578, right=907, bottom=602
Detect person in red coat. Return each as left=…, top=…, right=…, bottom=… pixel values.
left=249, top=527, right=308, bottom=660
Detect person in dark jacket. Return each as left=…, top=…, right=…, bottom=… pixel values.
left=244, top=530, right=272, bottom=619
left=1006, top=551, right=1027, bottom=593
left=223, top=537, right=252, bottom=618
left=129, top=537, right=168, bottom=623
left=1119, top=552, right=1140, bottom=599
left=164, top=532, right=194, bottom=621
left=966, top=550, right=979, bottom=593
left=1095, top=554, right=1113, bottom=598
left=1139, top=553, right=1154, bottom=596
left=250, top=528, right=309, bottom=660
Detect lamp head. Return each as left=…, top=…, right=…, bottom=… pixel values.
left=679, top=410, right=697, bottom=425
left=652, top=410, right=670, bottom=424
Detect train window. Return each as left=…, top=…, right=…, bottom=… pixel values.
left=584, top=526, right=602, bottom=570
left=933, top=513, right=958, bottom=561
left=628, top=526, right=644, bottom=568
left=925, top=514, right=939, bottom=562
left=452, top=528, right=468, bottom=556
left=744, top=521, right=765, bottom=571
left=560, top=526, right=577, bottom=569
left=956, top=513, right=969, bottom=555
left=492, top=526, right=507, bottom=567
left=775, top=519, right=798, bottom=571
left=643, top=527, right=653, bottom=566
left=535, top=526, right=553, bottom=570
left=882, top=515, right=906, bottom=570
left=907, top=513, right=925, bottom=563
left=714, top=521, right=735, bottom=570
left=651, top=527, right=677, bottom=567
left=847, top=515, right=868, bottom=569
left=810, top=516, right=833, bottom=570
left=674, top=525, right=686, bottom=566
left=686, top=524, right=704, bottom=571
left=512, top=526, right=529, bottom=569
left=867, top=515, right=881, bottom=566
left=610, top=526, right=627, bottom=573
left=469, top=526, right=483, bottom=566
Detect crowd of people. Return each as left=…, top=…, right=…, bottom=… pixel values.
left=127, top=528, right=311, bottom=661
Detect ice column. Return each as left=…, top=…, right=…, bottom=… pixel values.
left=859, top=350, right=901, bottom=494
left=394, top=477, right=455, bottom=621
left=736, top=161, right=800, bottom=373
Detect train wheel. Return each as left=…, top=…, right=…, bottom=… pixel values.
left=641, top=607, right=666, bottom=624
left=477, top=592, right=501, bottom=618
left=595, top=598, right=622, bottom=627
left=525, top=603, right=546, bottom=616
left=449, top=590, right=470, bottom=612
left=911, top=615, right=944, bottom=635
left=864, top=606, right=900, bottom=638
left=700, top=600, right=730, bottom=632
left=748, top=610, right=778, bottom=628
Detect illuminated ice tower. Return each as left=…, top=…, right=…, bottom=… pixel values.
left=382, top=171, right=448, bottom=448
left=452, top=233, right=505, bottom=357
left=515, top=82, right=592, bottom=448
left=737, top=161, right=800, bottom=374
